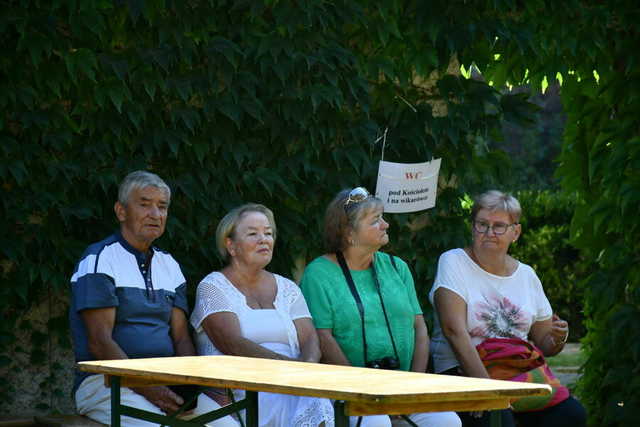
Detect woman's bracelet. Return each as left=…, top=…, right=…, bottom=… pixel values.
left=550, top=331, right=569, bottom=346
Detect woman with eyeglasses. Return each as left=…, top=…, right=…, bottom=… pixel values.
left=429, top=190, right=586, bottom=427
left=300, top=188, right=461, bottom=427
left=190, top=203, right=334, bottom=427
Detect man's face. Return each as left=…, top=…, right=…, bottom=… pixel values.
left=115, top=186, right=169, bottom=252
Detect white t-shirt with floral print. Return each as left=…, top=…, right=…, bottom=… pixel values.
left=428, top=248, right=553, bottom=374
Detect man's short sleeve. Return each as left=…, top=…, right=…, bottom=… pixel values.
left=73, top=273, right=119, bottom=312
left=173, top=282, right=189, bottom=314
left=71, top=245, right=119, bottom=312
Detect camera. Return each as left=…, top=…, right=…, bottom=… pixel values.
left=365, top=356, right=400, bottom=370
left=168, top=385, right=199, bottom=410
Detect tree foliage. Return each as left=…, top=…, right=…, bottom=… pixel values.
left=471, top=1, right=640, bottom=425
left=557, top=72, right=640, bottom=426
left=510, top=190, right=591, bottom=341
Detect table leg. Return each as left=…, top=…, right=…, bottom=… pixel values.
left=244, top=391, right=259, bottom=427
left=110, top=376, right=121, bottom=427
left=490, top=410, right=502, bottom=427
left=333, top=401, right=349, bottom=427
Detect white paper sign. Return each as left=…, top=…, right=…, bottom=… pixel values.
left=375, top=159, right=441, bottom=213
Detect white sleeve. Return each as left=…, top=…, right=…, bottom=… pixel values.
left=284, top=279, right=312, bottom=320
left=429, top=250, right=469, bottom=304
left=190, top=277, right=235, bottom=330
left=530, top=269, right=553, bottom=321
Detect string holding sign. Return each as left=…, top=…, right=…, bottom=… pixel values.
left=376, top=93, right=417, bottom=162
left=377, top=127, right=389, bottom=163
left=372, top=95, right=439, bottom=213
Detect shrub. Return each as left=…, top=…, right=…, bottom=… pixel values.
left=511, top=190, right=591, bottom=341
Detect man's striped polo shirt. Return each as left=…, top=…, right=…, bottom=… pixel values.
left=69, top=231, right=188, bottom=393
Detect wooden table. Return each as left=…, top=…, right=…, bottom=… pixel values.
left=78, top=355, right=550, bottom=427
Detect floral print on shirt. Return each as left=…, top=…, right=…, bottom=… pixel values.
left=469, top=294, right=531, bottom=340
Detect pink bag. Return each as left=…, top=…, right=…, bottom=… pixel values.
left=476, top=337, right=570, bottom=412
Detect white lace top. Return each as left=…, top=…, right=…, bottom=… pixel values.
left=190, top=271, right=312, bottom=357
left=191, top=271, right=335, bottom=426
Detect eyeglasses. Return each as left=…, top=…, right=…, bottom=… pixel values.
left=344, top=187, right=370, bottom=210
left=473, top=220, right=518, bottom=235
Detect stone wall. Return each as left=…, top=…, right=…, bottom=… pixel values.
left=1, top=292, right=75, bottom=417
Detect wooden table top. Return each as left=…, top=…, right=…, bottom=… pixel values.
left=79, top=355, right=551, bottom=415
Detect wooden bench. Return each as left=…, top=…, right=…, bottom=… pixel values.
left=33, top=415, right=106, bottom=427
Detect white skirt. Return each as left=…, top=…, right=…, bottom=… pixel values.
left=234, top=342, right=334, bottom=427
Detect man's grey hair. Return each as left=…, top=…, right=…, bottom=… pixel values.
left=118, top=171, right=171, bottom=205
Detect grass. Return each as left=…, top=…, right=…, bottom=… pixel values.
left=546, top=346, right=586, bottom=368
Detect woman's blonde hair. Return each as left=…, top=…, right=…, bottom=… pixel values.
left=324, top=188, right=384, bottom=253
left=215, top=203, right=276, bottom=262
left=471, top=190, right=522, bottom=223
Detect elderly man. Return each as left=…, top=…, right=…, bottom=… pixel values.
left=70, top=171, right=237, bottom=426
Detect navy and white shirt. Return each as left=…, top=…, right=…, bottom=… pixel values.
left=69, top=232, right=189, bottom=393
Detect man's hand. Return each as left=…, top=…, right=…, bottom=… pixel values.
left=204, top=388, right=232, bottom=407
left=131, top=386, right=185, bottom=414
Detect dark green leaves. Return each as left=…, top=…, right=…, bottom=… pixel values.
left=4, top=1, right=632, bottom=420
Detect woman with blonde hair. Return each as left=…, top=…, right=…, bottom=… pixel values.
left=190, top=203, right=334, bottom=427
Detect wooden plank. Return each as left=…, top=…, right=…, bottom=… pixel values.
left=345, top=398, right=510, bottom=416
left=79, top=355, right=550, bottom=406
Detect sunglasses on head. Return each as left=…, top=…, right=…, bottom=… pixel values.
left=344, top=187, right=370, bottom=211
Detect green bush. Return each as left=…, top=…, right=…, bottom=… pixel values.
left=511, top=190, right=591, bottom=341
left=556, top=73, right=640, bottom=427
left=472, top=2, right=640, bottom=423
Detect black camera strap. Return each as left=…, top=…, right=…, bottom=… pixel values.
left=371, top=258, right=401, bottom=362
left=336, top=251, right=369, bottom=364
left=336, top=251, right=400, bottom=366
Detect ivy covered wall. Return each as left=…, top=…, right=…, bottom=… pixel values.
left=3, top=1, right=636, bottom=424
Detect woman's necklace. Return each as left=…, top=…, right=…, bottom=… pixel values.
left=469, top=246, right=509, bottom=276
